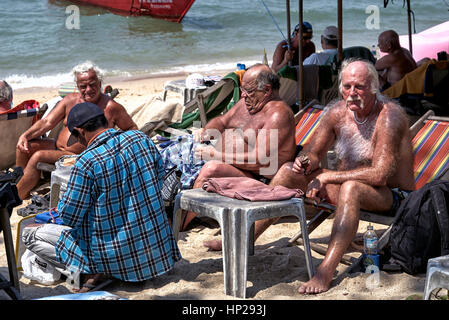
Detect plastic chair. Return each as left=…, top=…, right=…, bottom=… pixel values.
left=172, top=188, right=314, bottom=298
left=424, top=254, right=449, bottom=300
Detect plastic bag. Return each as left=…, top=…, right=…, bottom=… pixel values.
left=21, top=249, right=61, bottom=285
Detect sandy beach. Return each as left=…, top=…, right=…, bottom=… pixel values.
left=1, top=71, right=427, bottom=301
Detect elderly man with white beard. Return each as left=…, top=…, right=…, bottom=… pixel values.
left=254, top=58, right=416, bottom=294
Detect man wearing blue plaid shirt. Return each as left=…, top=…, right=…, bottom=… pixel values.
left=22, top=102, right=181, bottom=292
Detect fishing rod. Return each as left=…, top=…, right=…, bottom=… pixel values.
left=259, top=0, right=291, bottom=49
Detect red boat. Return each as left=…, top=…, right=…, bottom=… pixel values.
left=67, top=0, right=196, bottom=23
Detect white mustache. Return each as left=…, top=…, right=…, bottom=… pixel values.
left=346, top=96, right=365, bottom=109
left=347, top=96, right=361, bottom=102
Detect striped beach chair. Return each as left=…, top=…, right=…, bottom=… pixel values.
left=412, top=114, right=449, bottom=189
left=0, top=101, right=47, bottom=170
left=294, top=104, right=324, bottom=148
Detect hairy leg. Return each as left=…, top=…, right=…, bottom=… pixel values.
left=298, top=180, right=392, bottom=294
left=16, top=140, right=73, bottom=199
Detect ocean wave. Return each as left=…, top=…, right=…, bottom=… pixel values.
left=5, top=59, right=266, bottom=90
left=6, top=73, right=74, bottom=90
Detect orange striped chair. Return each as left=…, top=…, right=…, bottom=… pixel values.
left=412, top=114, right=449, bottom=189
left=294, top=104, right=324, bottom=148
left=289, top=110, right=449, bottom=270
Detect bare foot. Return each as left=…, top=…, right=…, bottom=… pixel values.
left=203, top=239, right=222, bottom=251
left=298, top=269, right=333, bottom=294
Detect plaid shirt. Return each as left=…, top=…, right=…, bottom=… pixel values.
left=55, top=129, right=181, bottom=281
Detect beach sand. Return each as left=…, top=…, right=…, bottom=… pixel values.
left=1, top=72, right=426, bottom=300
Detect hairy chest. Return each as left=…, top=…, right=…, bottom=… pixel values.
left=334, top=119, right=376, bottom=169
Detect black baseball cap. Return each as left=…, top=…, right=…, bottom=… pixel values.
left=66, top=102, right=104, bottom=146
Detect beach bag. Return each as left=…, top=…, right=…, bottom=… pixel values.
left=389, top=180, right=449, bottom=274
left=21, top=249, right=61, bottom=285
left=35, top=208, right=64, bottom=225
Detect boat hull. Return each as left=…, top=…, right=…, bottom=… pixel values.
left=67, top=0, right=195, bottom=22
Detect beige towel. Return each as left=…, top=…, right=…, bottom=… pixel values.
left=130, top=94, right=185, bottom=130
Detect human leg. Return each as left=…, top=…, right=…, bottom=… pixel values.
left=16, top=139, right=72, bottom=199
left=22, top=223, right=71, bottom=269
left=298, top=181, right=393, bottom=294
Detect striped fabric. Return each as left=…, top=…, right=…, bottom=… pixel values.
left=412, top=119, right=449, bottom=189
left=0, top=108, right=39, bottom=121
left=0, top=99, right=41, bottom=121
left=295, top=107, right=324, bottom=146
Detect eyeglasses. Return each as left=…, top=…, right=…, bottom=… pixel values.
left=240, top=86, right=259, bottom=96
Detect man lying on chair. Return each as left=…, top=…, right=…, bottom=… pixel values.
left=180, top=63, right=297, bottom=249
left=259, top=58, right=416, bottom=294
left=15, top=61, right=137, bottom=200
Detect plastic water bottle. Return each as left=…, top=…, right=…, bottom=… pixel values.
left=371, top=44, right=377, bottom=59
left=363, top=223, right=379, bottom=272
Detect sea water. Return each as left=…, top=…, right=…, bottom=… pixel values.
left=1, top=0, right=448, bottom=89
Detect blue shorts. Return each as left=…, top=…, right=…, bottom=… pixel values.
left=388, top=188, right=413, bottom=216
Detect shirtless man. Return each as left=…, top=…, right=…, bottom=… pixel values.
left=271, top=22, right=316, bottom=73
left=16, top=61, right=137, bottom=200
left=261, top=59, right=415, bottom=294
left=180, top=64, right=297, bottom=249
left=375, top=30, right=417, bottom=90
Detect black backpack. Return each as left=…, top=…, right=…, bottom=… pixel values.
left=389, top=180, right=449, bottom=274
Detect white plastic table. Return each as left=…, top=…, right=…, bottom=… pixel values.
left=172, top=188, right=314, bottom=298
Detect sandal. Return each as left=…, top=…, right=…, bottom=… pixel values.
left=73, top=274, right=115, bottom=293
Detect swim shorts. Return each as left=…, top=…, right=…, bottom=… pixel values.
left=388, top=188, right=413, bottom=216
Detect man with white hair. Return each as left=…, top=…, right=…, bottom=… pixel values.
left=16, top=61, right=137, bottom=200
left=255, top=58, right=415, bottom=294
left=0, top=80, right=13, bottom=112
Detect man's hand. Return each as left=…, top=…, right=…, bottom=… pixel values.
left=292, top=154, right=311, bottom=175
left=284, top=49, right=294, bottom=63
left=306, top=175, right=327, bottom=204
left=17, top=134, right=30, bottom=153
